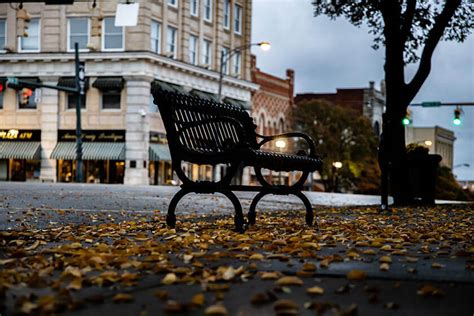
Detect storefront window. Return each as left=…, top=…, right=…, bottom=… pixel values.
left=58, top=159, right=124, bottom=184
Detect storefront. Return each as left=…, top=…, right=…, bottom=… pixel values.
left=51, top=130, right=125, bottom=183
left=0, top=129, right=41, bottom=182
left=148, top=132, right=173, bottom=185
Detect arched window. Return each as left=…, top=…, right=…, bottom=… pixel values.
left=279, top=118, right=285, bottom=133
left=374, top=121, right=380, bottom=136
left=259, top=113, right=265, bottom=134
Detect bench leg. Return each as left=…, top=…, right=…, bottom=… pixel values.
left=167, top=188, right=190, bottom=228
left=248, top=191, right=269, bottom=225
left=292, top=191, right=314, bottom=226
left=219, top=190, right=246, bottom=233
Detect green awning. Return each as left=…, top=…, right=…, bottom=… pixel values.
left=149, top=143, right=171, bottom=161
left=223, top=97, right=251, bottom=110
left=92, top=77, right=124, bottom=91
left=190, top=89, right=220, bottom=102
left=151, top=80, right=187, bottom=94
left=51, top=142, right=125, bottom=160
left=0, top=142, right=41, bottom=160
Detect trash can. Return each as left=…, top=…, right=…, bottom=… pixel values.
left=406, top=148, right=442, bottom=204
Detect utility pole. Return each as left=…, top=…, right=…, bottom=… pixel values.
left=75, top=43, right=85, bottom=183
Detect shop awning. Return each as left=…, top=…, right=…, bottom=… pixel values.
left=190, top=89, right=220, bottom=102
left=57, top=77, right=90, bottom=90
left=51, top=142, right=125, bottom=160
left=151, top=80, right=187, bottom=94
left=0, top=142, right=41, bottom=160
left=223, top=97, right=251, bottom=110
left=149, top=143, right=171, bottom=161
left=92, top=77, right=124, bottom=91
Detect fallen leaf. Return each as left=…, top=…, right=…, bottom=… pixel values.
left=273, top=299, right=299, bottom=313
left=380, top=263, right=390, bottom=271
left=306, top=286, right=324, bottom=295
left=346, top=269, right=367, bottom=281
left=275, top=276, right=304, bottom=286
left=112, top=293, right=134, bottom=303
left=431, top=262, right=445, bottom=269
left=204, top=304, right=228, bottom=316
left=379, top=255, right=392, bottom=263
left=67, top=277, right=83, bottom=290
left=249, top=253, right=264, bottom=260
left=261, top=271, right=281, bottom=280
left=191, top=293, right=205, bottom=306
left=162, top=273, right=177, bottom=285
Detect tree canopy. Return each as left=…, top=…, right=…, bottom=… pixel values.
left=294, top=99, right=380, bottom=193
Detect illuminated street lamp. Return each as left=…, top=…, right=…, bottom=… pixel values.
left=332, top=161, right=342, bottom=192
left=217, top=41, right=271, bottom=102
left=275, top=138, right=286, bottom=185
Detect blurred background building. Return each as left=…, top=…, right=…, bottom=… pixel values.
left=0, top=0, right=257, bottom=185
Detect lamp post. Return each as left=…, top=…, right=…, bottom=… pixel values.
left=217, top=41, right=270, bottom=102
left=332, top=161, right=342, bottom=193
left=275, top=139, right=286, bottom=185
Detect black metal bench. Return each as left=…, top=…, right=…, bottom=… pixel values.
left=152, top=87, right=323, bottom=232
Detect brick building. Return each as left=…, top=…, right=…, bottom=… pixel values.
left=295, top=81, right=385, bottom=136
left=0, top=0, right=257, bottom=185
left=250, top=55, right=294, bottom=184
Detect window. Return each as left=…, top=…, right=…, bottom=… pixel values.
left=189, top=35, right=198, bottom=65
left=223, top=0, right=230, bottom=29
left=150, top=20, right=161, bottom=54
left=102, top=91, right=121, bottom=109
left=204, top=0, right=212, bottom=22
left=0, top=19, right=6, bottom=53
left=233, top=51, right=241, bottom=76
left=190, top=0, right=198, bottom=16
left=103, top=17, right=123, bottom=51
left=202, top=39, right=211, bottom=67
left=20, top=18, right=40, bottom=52
left=167, top=26, right=177, bottom=58
left=68, top=18, right=89, bottom=51
left=234, top=4, right=242, bottom=34
left=67, top=93, right=86, bottom=109
left=221, top=47, right=229, bottom=74
left=168, top=0, right=178, bottom=7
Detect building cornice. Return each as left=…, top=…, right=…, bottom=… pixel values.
left=0, top=51, right=260, bottom=92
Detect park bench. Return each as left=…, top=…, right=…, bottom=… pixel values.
left=152, top=87, right=323, bottom=232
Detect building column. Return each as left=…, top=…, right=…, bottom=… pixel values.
left=124, top=78, right=151, bottom=185
left=39, top=78, right=59, bottom=182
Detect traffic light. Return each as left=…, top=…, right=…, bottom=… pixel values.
left=20, top=88, right=33, bottom=106
left=17, top=8, right=31, bottom=37
left=0, top=82, right=4, bottom=93
left=453, top=107, right=462, bottom=126
left=402, top=109, right=412, bottom=126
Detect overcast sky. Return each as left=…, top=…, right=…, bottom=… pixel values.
left=251, top=0, right=474, bottom=181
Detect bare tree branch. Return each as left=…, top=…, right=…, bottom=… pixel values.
left=405, top=0, right=461, bottom=103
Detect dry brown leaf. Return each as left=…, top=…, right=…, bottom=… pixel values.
left=67, top=277, right=83, bottom=290
left=431, top=262, right=445, bottom=269
left=162, top=273, right=177, bottom=285
left=380, top=263, right=390, bottom=271
left=275, top=276, right=303, bottom=286
left=249, top=253, right=264, bottom=260
left=204, top=304, right=228, bottom=316
left=346, top=269, right=367, bottom=281
left=379, top=255, right=392, bottom=263
left=25, top=240, right=40, bottom=251
left=306, top=286, right=324, bottom=295
left=112, top=293, right=134, bottom=303
left=273, top=299, right=299, bottom=313
left=191, top=293, right=205, bottom=306
left=261, top=271, right=281, bottom=280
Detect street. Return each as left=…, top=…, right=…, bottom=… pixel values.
left=0, top=182, right=473, bottom=315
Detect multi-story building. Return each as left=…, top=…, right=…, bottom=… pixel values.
left=405, top=126, right=456, bottom=169
left=0, top=0, right=257, bottom=185
left=250, top=54, right=294, bottom=185
left=295, top=80, right=386, bottom=136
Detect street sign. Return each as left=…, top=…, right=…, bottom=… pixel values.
left=421, top=101, right=441, bottom=107
left=7, top=77, right=18, bottom=85
left=34, top=88, right=42, bottom=103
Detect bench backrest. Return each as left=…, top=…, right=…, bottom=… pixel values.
left=152, top=88, right=257, bottom=162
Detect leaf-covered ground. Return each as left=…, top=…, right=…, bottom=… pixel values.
left=1, top=205, right=473, bottom=315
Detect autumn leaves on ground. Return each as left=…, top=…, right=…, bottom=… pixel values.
left=1, top=206, right=473, bottom=315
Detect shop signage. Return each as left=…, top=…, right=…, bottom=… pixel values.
left=0, top=129, right=41, bottom=141
left=58, top=130, right=125, bottom=142
left=149, top=132, right=168, bottom=144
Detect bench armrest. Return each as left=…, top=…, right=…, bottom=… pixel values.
left=256, top=132, right=317, bottom=157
